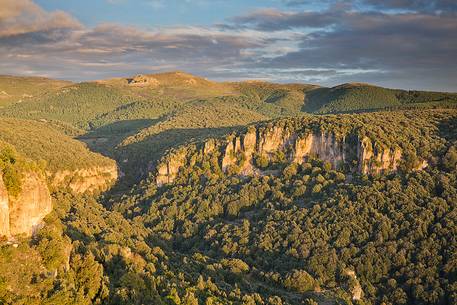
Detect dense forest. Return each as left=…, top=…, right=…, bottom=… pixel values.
left=1, top=73, right=456, bottom=184
left=0, top=74, right=456, bottom=304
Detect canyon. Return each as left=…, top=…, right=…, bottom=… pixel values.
left=156, top=122, right=425, bottom=186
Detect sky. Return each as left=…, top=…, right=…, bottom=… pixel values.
left=0, top=0, right=456, bottom=91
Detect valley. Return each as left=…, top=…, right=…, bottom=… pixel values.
left=0, top=72, right=456, bottom=305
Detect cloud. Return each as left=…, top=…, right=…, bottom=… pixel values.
left=229, top=8, right=457, bottom=69
left=364, top=0, right=457, bottom=12
left=0, top=1, right=286, bottom=81
left=0, top=0, right=456, bottom=91
left=231, top=8, right=341, bottom=31
left=224, top=6, right=457, bottom=90
left=0, top=0, right=82, bottom=37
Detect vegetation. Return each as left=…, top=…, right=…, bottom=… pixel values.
left=0, top=76, right=70, bottom=107
left=107, top=109, right=456, bottom=304
left=0, top=142, right=27, bottom=196
left=1, top=73, right=456, bottom=183
left=0, top=118, right=114, bottom=172
left=304, top=83, right=457, bottom=114
left=0, top=74, right=456, bottom=304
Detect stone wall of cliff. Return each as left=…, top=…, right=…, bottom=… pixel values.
left=0, top=163, right=118, bottom=238
left=0, top=174, right=10, bottom=237
left=0, top=172, right=52, bottom=238
left=155, top=122, right=425, bottom=186
left=49, top=165, right=118, bottom=194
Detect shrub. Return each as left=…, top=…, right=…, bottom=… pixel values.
left=283, top=269, right=316, bottom=293
left=254, top=154, right=269, bottom=169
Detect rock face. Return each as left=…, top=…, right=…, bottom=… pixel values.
left=50, top=165, right=118, bottom=193
left=156, top=151, right=188, bottom=186
left=0, top=172, right=52, bottom=238
left=0, top=164, right=118, bottom=238
left=345, top=270, right=363, bottom=301
left=128, top=74, right=160, bottom=87
left=154, top=122, right=419, bottom=186
left=0, top=175, right=10, bottom=237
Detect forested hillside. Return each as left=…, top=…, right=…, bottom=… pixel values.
left=2, top=72, right=455, bottom=186
left=0, top=76, right=71, bottom=107
left=303, top=83, right=457, bottom=114
left=0, top=73, right=456, bottom=305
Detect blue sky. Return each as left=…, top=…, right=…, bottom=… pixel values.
left=1, top=0, right=456, bottom=91
left=35, top=0, right=300, bottom=27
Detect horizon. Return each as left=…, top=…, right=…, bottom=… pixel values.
left=0, top=70, right=457, bottom=93
left=1, top=0, right=456, bottom=91
left=3, top=70, right=457, bottom=93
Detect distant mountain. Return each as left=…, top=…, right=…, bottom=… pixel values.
left=304, top=82, right=457, bottom=113
left=1, top=72, right=456, bottom=184
left=0, top=72, right=456, bottom=305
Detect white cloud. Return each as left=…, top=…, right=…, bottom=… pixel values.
left=0, top=0, right=82, bottom=37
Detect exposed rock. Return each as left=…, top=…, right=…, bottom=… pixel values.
left=4, top=172, right=52, bottom=237
left=416, top=160, right=429, bottom=170
left=0, top=175, right=10, bottom=237
left=1, top=163, right=117, bottom=237
left=293, top=131, right=349, bottom=169
left=154, top=122, right=415, bottom=186
left=242, top=127, right=257, bottom=155
left=345, top=270, right=363, bottom=301
left=203, top=139, right=217, bottom=155
left=50, top=165, right=118, bottom=194
left=156, top=149, right=188, bottom=186
left=258, top=125, right=293, bottom=154
left=128, top=74, right=160, bottom=87
left=221, top=136, right=239, bottom=172
left=184, top=78, right=197, bottom=86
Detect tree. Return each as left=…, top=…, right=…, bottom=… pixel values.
left=283, top=270, right=316, bottom=293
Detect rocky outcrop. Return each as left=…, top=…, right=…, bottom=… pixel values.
left=219, top=127, right=365, bottom=175
left=156, top=150, right=188, bottom=186
left=0, top=172, right=52, bottom=238
left=357, top=137, right=403, bottom=174
left=128, top=74, right=160, bottom=87
left=1, top=164, right=118, bottom=238
left=345, top=270, right=363, bottom=301
left=155, top=123, right=425, bottom=186
left=0, top=175, right=10, bottom=237
left=50, top=165, right=118, bottom=194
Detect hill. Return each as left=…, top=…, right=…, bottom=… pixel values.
left=304, top=83, right=457, bottom=113
left=0, top=72, right=456, bottom=304
left=110, top=108, right=457, bottom=305
left=0, top=75, right=71, bottom=107
left=0, top=118, right=114, bottom=172
left=1, top=72, right=456, bottom=186
left=0, top=118, right=118, bottom=194
left=0, top=82, right=142, bottom=130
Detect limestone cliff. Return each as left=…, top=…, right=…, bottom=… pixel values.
left=0, top=164, right=117, bottom=238
left=0, top=172, right=52, bottom=238
left=49, top=165, right=118, bottom=194
left=0, top=175, right=10, bottom=237
left=156, top=150, right=188, bottom=186
left=155, top=121, right=426, bottom=186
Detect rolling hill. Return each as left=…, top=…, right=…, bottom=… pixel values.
left=303, top=83, right=457, bottom=113
left=0, top=75, right=71, bottom=107
left=0, top=72, right=456, bottom=305
left=1, top=72, right=456, bottom=186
